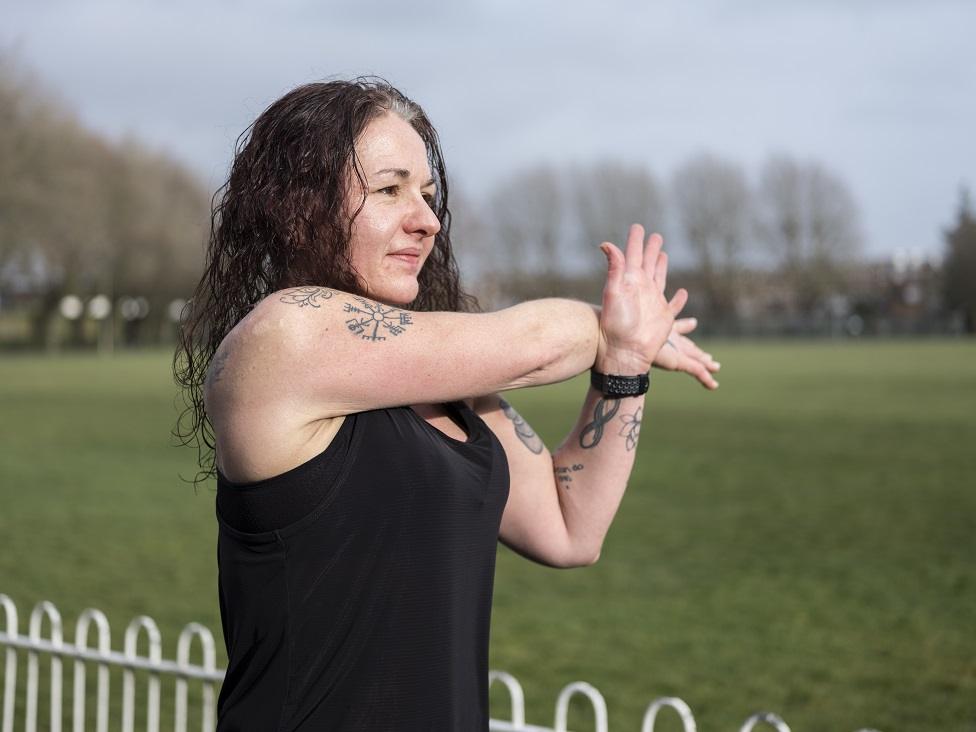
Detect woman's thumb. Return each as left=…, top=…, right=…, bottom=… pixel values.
left=601, top=242, right=620, bottom=281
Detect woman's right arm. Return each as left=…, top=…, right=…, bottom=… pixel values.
left=223, top=288, right=601, bottom=418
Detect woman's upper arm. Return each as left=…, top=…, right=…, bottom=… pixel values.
left=474, top=395, right=582, bottom=568
left=239, top=288, right=563, bottom=417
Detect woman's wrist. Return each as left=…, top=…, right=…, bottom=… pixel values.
left=594, top=342, right=651, bottom=375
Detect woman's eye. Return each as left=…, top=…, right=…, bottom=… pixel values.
left=423, top=194, right=435, bottom=206
left=379, top=186, right=398, bottom=196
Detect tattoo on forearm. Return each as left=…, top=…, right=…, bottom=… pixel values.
left=343, top=296, right=413, bottom=342
left=553, top=462, right=584, bottom=489
left=618, top=407, right=642, bottom=451
left=279, top=286, right=335, bottom=307
left=206, top=349, right=230, bottom=387
left=499, top=398, right=545, bottom=454
left=578, top=398, right=621, bottom=449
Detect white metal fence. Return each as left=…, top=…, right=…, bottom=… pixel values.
left=1, top=594, right=881, bottom=732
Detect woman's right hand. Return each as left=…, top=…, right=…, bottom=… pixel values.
left=595, top=224, right=688, bottom=375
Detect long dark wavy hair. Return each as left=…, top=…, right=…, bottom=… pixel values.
left=173, top=77, right=478, bottom=485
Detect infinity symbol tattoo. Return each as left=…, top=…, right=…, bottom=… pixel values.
left=579, top=398, right=621, bottom=449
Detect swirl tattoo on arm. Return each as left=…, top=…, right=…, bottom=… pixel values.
left=499, top=398, right=545, bottom=454
left=279, top=287, right=335, bottom=307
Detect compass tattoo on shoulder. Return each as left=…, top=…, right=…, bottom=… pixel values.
left=343, top=296, right=413, bottom=342
left=499, top=398, right=545, bottom=454
left=279, top=286, right=335, bottom=308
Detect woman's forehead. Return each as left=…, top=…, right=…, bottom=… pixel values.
left=356, top=114, right=431, bottom=176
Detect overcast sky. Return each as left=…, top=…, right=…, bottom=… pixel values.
left=4, top=0, right=974, bottom=266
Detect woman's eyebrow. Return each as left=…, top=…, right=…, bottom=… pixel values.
left=373, top=168, right=436, bottom=187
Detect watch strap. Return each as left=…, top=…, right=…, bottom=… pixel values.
left=590, top=369, right=650, bottom=398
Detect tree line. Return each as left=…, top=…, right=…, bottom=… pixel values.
left=2, top=53, right=972, bottom=347
left=451, top=153, right=866, bottom=328
left=0, top=54, right=209, bottom=348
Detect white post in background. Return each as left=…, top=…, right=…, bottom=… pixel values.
left=1, top=595, right=18, bottom=732
left=554, top=681, right=608, bottom=732
left=488, top=670, right=526, bottom=729
left=174, top=623, right=217, bottom=732
left=641, top=696, right=697, bottom=732
left=27, top=601, right=64, bottom=732
left=73, top=609, right=111, bottom=732
left=122, top=616, right=161, bottom=732
left=740, top=711, right=791, bottom=732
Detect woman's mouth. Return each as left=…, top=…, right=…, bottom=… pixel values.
left=388, top=251, right=421, bottom=267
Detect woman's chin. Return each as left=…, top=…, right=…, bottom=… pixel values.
left=369, top=279, right=419, bottom=308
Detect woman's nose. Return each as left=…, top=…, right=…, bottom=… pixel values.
left=406, top=195, right=441, bottom=238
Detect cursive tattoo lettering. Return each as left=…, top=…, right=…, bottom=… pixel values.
left=553, top=462, right=585, bottom=489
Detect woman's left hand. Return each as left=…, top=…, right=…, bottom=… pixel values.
left=652, top=318, right=721, bottom=390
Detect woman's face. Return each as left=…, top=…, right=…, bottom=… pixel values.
left=346, top=113, right=441, bottom=306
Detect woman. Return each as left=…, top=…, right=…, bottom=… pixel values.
left=175, top=78, right=719, bottom=731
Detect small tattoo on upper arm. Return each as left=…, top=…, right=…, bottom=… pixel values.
left=499, top=398, right=545, bottom=454
left=206, top=349, right=231, bottom=387
left=619, top=407, right=642, bottom=451
left=343, top=297, right=413, bottom=341
left=279, top=287, right=335, bottom=307
left=553, top=461, right=584, bottom=489
left=579, top=398, right=621, bottom=449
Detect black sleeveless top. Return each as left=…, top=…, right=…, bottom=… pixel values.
left=214, top=402, right=510, bottom=731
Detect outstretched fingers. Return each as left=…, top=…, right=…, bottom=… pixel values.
left=625, top=224, right=645, bottom=270
left=600, top=241, right=625, bottom=288
left=667, top=287, right=688, bottom=317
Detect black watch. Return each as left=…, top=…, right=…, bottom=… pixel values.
left=590, top=369, right=650, bottom=398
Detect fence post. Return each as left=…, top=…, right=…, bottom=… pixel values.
left=73, top=609, right=111, bottom=732
left=0, top=595, right=17, bottom=732
left=740, top=711, right=792, bottom=732
left=27, top=601, right=64, bottom=732
left=488, top=670, right=526, bottom=729
left=553, top=681, right=608, bottom=732
left=642, top=697, right=697, bottom=732
left=122, top=616, right=161, bottom=732
left=174, top=623, right=217, bottom=732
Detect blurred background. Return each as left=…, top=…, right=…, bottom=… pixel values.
left=1, top=1, right=974, bottom=730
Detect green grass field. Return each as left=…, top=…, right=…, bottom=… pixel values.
left=1, top=340, right=974, bottom=731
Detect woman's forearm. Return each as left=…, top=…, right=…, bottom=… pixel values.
left=501, top=298, right=601, bottom=388
left=550, top=350, right=649, bottom=561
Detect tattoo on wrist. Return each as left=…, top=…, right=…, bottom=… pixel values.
left=619, top=407, right=642, bottom=451
left=553, top=461, right=584, bottom=489
left=344, top=296, right=412, bottom=342
left=499, top=398, right=544, bottom=454
left=579, top=398, right=621, bottom=449
left=279, top=286, right=335, bottom=307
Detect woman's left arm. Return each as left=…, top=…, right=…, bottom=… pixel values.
left=479, top=225, right=721, bottom=568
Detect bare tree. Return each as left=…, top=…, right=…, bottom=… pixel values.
left=0, top=53, right=209, bottom=348
left=943, top=186, right=976, bottom=333
left=571, top=160, right=665, bottom=255
left=488, top=164, right=564, bottom=276
left=670, top=153, right=751, bottom=324
left=755, top=154, right=862, bottom=316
